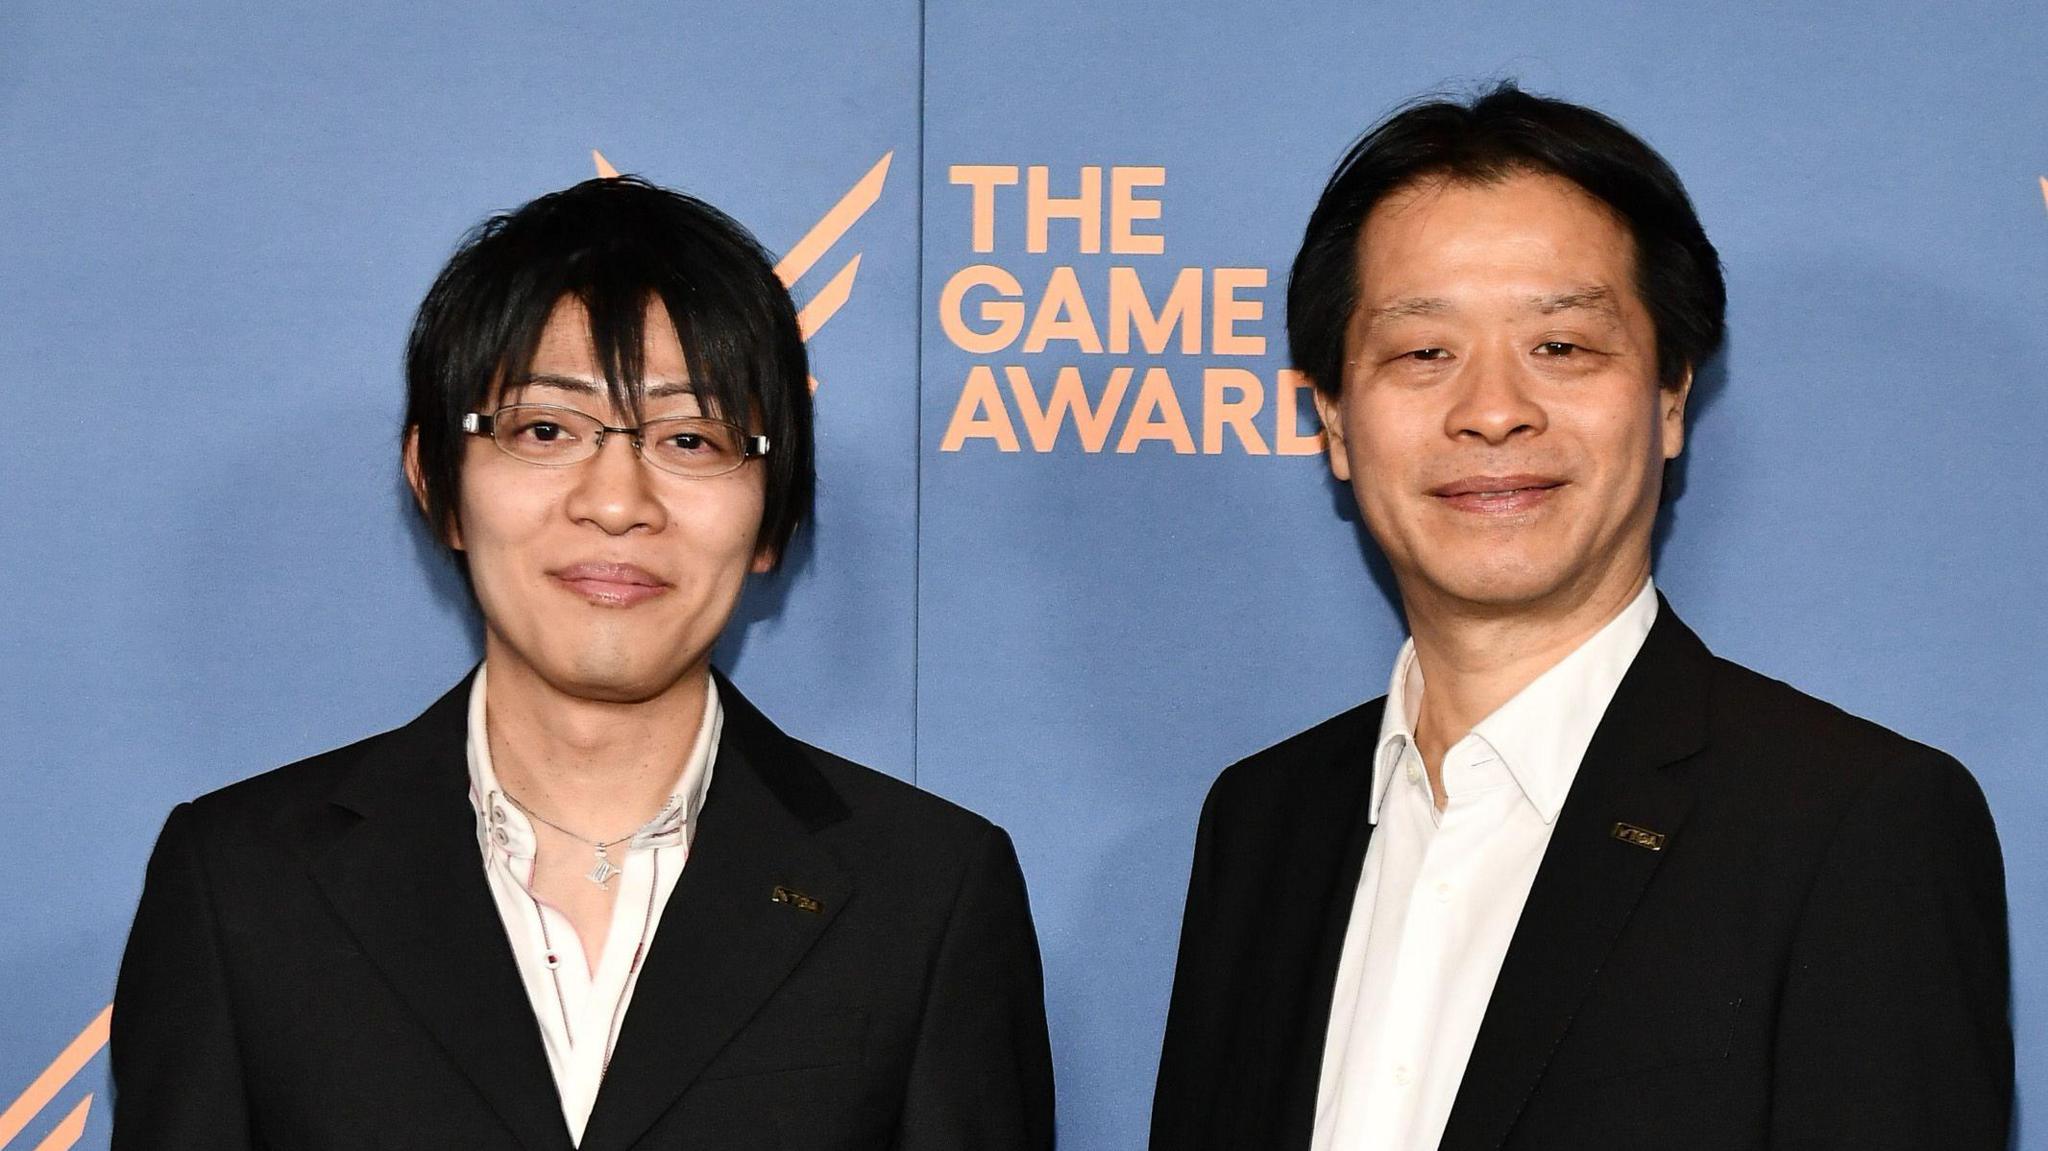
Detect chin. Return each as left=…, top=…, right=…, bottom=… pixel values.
left=541, top=650, right=695, bottom=706
left=1418, top=554, right=1576, bottom=612
left=558, top=675, right=670, bottom=705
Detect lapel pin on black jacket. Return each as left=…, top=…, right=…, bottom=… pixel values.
left=771, top=885, right=825, bottom=914
left=1610, top=822, right=1666, bottom=851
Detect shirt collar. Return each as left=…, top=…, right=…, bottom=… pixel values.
left=466, top=662, right=722, bottom=862
left=1369, top=580, right=1659, bottom=825
left=1369, top=642, right=1426, bottom=824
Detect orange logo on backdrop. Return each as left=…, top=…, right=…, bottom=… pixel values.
left=937, top=164, right=1325, bottom=456
left=596, top=148, right=894, bottom=391
left=1, top=1006, right=108, bottom=1151
left=0, top=152, right=896, bottom=1149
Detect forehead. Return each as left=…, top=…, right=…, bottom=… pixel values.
left=528, top=296, right=688, bottom=378
left=496, top=294, right=706, bottom=414
left=1353, top=171, right=1640, bottom=308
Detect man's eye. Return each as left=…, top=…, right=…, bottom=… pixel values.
left=1536, top=341, right=1580, bottom=356
left=1405, top=348, right=1450, bottom=362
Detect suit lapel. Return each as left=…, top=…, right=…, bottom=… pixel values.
left=304, top=674, right=574, bottom=1151
left=1437, top=601, right=1714, bottom=1151
left=577, top=675, right=852, bottom=1151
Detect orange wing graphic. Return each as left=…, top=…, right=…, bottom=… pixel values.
left=593, top=149, right=895, bottom=391
left=0, top=1007, right=109, bottom=1150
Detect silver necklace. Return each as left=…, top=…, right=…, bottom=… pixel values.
left=499, top=788, right=634, bottom=889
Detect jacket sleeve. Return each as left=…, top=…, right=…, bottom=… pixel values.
left=893, top=824, right=1056, bottom=1151
left=1769, top=752, right=2012, bottom=1148
left=1148, top=776, right=1227, bottom=1151
left=112, top=802, right=257, bottom=1151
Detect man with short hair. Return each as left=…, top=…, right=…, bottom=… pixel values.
left=114, top=176, right=1055, bottom=1150
left=1150, top=85, right=2011, bottom=1150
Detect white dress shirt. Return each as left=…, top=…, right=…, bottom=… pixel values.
left=465, top=664, right=720, bottom=1147
left=1311, top=581, right=1658, bottom=1151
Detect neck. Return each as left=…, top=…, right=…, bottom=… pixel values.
left=1402, top=557, right=1650, bottom=779
left=480, top=644, right=710, bottom=841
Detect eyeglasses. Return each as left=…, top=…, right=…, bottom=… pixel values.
left=462, top=404, right=771, bottom=479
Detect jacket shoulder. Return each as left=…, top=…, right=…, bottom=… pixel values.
left=718, top=672, right=1006, bottom=853
left=1699, top=656, right=1995, bottom=846
left=1200, top=697, right=1386, bottom=826
left=795, top=738, right=1001, bottom=849
left=178, top=726, right=395, bottom=834
left=1707, top=656, right=1969, bottom=778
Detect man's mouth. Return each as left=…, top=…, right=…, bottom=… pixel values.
left=1428, top=475, right=1567, bottom=513
left=549, top=562, right=672, bottom=607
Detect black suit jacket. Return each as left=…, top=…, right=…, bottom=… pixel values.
left=1151, top=602, right=2011, bottom=1150
left=112, top=672, right=1055, bottom=1151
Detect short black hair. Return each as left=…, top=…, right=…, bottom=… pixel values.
left=1288, top=82, right=1726, bottom=396
left=404, top=175, right=813, bottom=567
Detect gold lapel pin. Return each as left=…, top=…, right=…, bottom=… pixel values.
left=1610, top=822, right=1667, bottom=852
left=770, top=885, right=824, bottom=914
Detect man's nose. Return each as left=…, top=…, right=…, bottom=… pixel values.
left=1445, top=348, right=1546, bottom=445
left=564, top=431, right=667, bottom=535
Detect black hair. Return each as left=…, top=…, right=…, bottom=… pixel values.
left=404, top=175, right=813, bottom=567
left=1288, top=82, right=1726, bottom=396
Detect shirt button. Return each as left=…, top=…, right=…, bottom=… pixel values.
left=1435, top=882, right=1453, bottom=903
left=543, top=952, right=560, bottom=970
left=493, top=828, right=509, bottom=845
left=1405, top=760, right=1422, bottom=785
left=1393, top=1064, right=1413, bottom=1087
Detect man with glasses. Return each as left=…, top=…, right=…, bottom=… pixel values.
left=112, top=176, right=1055, bottom=1150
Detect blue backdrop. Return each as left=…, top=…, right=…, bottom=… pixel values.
left=2, top=3, right=2042, bottom=1148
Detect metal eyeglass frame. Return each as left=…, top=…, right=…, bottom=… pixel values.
left=462, top=403, right=772, bottom=479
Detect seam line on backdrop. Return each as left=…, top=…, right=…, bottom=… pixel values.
left=911, top=0, right=927, bottom=789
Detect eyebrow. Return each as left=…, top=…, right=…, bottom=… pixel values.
left=518, top=373, right=698, bottom=399
left=1361, top=297, right=1453, bottom=330
left=1528, top=286, right=1622, bottom=321
left=1360, top=286, right=1627, bottom=334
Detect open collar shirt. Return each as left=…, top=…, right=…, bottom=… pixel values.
left=1311, top=580, right=1659, bottom=1151
left=465, top=663, right=720, bottom=1147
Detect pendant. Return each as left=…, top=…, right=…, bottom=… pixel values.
left=587, top=846, right=617, bottom=889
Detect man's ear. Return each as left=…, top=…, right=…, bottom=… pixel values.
left=749, top=515, right=782, bottom=574
left=1312, top=384, right=1352, bottom=482
left=403, top=427, right=463, bottom=551
left=1660, top=367, right=1693, bottom=462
